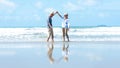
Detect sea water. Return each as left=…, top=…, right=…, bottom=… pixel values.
left=0, top=26, right=120, bottom=42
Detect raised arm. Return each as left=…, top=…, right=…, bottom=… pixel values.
left=55, top=11, right=64, bottom=19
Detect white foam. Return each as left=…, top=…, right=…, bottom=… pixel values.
left=0, top=27, right=120, bottom=42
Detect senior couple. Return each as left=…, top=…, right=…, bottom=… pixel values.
left=47, top=11, right=70, bottom=42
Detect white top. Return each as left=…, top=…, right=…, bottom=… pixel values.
left=62, top=19, right=70, bottom=28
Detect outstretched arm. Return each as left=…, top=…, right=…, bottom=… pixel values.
left=56, top=11, right=63, bottom=19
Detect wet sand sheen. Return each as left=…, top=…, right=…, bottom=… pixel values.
left=0, top=41, right=120, bottom=68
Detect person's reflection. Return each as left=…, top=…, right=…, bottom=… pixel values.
left=62, top=42, right=69, bottom=62
left=47, top=42, right=54, bottom=64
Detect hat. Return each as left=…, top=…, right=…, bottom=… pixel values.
left=64, top=13, right=68, bottom=16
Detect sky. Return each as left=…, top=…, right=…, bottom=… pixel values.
left=0, top=0, right=120, bottom=27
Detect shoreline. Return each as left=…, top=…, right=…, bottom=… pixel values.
left=0, top=40, right=120, bottom=43
left=0, top=27, right=120, bottom=42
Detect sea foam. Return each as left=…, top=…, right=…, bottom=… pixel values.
left=0, top=27, right=120, bottom=42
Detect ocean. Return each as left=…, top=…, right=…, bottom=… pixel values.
left=0, top=26, right=120, bottom=42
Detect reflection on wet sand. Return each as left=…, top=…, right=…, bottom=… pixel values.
left=62, top=42, right=69, bottom=62
left=47, top=42, right=54, bottom=64
left=0, top=42, right=120, bottom=68
left=47, top=42, right=70, bottom=64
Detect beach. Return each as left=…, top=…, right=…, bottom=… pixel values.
left=0, top=27, right=120, bottom=68
left=0, top=0, right=120, bottom=67
left=0, top=41, right=120, bottom=68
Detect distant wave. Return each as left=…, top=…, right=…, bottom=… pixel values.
left=0, top=27, right=120, bottom=42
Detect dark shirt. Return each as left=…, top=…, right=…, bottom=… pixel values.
left=47, top=17, right=52, bottom=28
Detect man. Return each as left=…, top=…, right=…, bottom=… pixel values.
left=47, top=12, right=54, bottom=42
left=47, top=11, right=63, bottom=42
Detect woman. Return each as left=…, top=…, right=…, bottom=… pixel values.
left=62, top=13, right=70, bottom=42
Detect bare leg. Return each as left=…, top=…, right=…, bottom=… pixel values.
left=62, top=28, right=65, bottom=42
left=47, top=28, right=52, bottom=42
left=65, top=29, right=69, bottom=42
left=51, top=29, right=54, bottom=42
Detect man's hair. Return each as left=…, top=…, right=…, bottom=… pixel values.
left=50, top=12, right=54, bottom=15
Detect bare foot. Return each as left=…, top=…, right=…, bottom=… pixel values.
left=52, top=39, right=54, bottom=42
left=67, top=39, right=70, bottom=42
left=47, top=39, right=49, bottom=42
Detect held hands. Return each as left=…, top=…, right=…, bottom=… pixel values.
left=56, top=11, right=58, bottom=13
left=54, top=11, right=58, bottom=14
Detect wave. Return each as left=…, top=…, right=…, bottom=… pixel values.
left=0, top=27, right=120, bottom=42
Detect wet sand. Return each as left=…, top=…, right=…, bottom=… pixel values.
left=0, top=41, right=120, bottom=68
